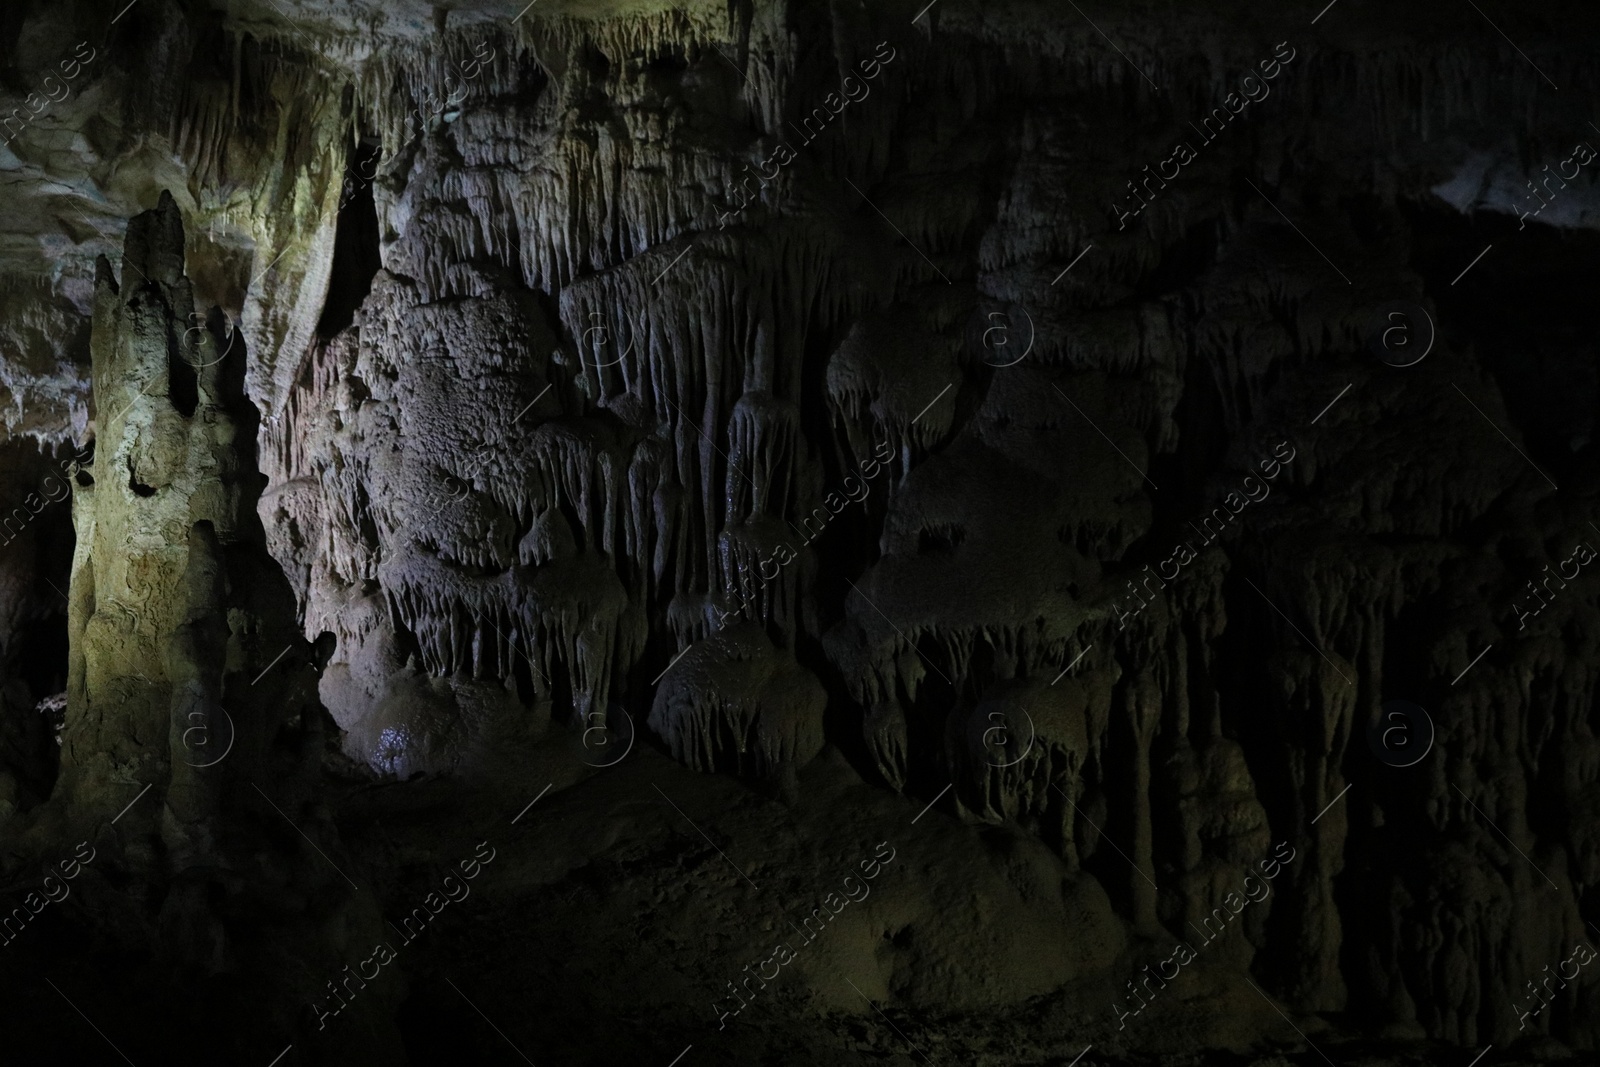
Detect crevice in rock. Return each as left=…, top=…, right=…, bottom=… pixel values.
left=166, top=338, right=199, bottom=417
left=317, top=142, right=384, bottom=339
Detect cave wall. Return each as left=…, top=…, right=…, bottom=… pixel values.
left=1, top=0, right=1598, bottom=1057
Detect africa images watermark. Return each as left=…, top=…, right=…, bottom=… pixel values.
left=712, top=840, right=898, bottom=1029
left=1111, top=41, right=1298, bottom=229
left=1510, top=531, right=1595, bottom=630
left=1517, top=937, right=1597, bottom=1031
left=2, top=783, right=150, bottom=949
left=309, top=839, right=498, bottom=1029
left=1514, top=139, right=1598, bottom=230
left=0, top=440, right=94, bottom=552
left=716, top=40, right=899, bottom=229
left=1112, top=438, right=1298, bottom=629
left=1111, top=840, right=1298, bottom=1031
left=713, top=436, right=895, bottom=628
left=1368, top=699, right=1434, bottom=768
left=0, top=841, right=98, bottom=948
left=337, top=38, right=497, bottom=212
left=2, top=40, right=99, bottom=144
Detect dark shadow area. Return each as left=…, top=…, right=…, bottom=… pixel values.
left=317, top=141, right=383, bottom=339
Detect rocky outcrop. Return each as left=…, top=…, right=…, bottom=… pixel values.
left=1, top=0, right=1599, bottom=1063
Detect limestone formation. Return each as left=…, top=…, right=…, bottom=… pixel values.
left=0, top=0, right=1596, bottom=1064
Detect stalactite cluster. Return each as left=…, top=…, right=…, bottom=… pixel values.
left=0, top=1, right=1597, bottom=1063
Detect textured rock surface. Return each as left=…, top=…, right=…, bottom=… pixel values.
left=0, top=0, right=1598, bottom=1064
